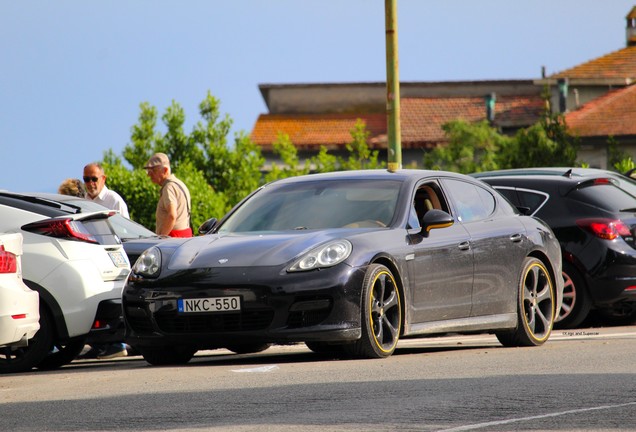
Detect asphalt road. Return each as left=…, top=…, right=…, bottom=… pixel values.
left=1, top=326, right=635, bottom=432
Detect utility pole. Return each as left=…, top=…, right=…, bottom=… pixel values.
left=385, top=0, right=402, bottom=172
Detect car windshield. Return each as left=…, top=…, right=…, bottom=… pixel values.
left=218, top=179, right=402, bottom=233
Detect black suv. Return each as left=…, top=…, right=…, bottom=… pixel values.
left=473, top=168, right=636, bottom=328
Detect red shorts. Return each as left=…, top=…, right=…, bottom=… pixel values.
left=169, top=227, right=193, bottom=238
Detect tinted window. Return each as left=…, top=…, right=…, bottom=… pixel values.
left=219, top=179, right=402, bottom=233
left=516, top=190, right=548, bottom=215
left=61, top=198, right=156, bottom=239
left=444, top=179, right=495, bottom=223
left=569, top=183, right=636, bottom=212
left=494, top=188, right=519, bottom=206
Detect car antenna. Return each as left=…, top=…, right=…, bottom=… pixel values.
left=562, top=169, right=572, bottom=178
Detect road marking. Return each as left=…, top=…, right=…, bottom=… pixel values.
left=231, top=365, right=279, bottom=373
left=438, top=401, right=636, bottom=431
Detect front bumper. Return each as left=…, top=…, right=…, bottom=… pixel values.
left=123, top=265, right=366, bottom=349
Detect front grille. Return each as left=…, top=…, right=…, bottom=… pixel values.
left=155, top=309, right=275, bottom=334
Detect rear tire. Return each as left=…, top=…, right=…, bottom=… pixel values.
left=344, top=264, right=401, bottom=359
left=554, top=263, right=591, bottom=329
left=139, top=346, right=197, bottom=366
left=0, top=305, right=53, bottom=374
left=36, top=339, right=86, bottom=371
left=497, top=257, right=555, bottom=347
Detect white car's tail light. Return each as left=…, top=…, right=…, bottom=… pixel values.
left=22, top=218, right=98, bottom=244
left=0, top=245, right=17, bottom=273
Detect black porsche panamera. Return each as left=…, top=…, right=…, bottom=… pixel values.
left=123, top=169, right=563, bottom=365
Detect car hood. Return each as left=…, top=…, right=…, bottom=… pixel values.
left=166, top=230, right=368, bottom=270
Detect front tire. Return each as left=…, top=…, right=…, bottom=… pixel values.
left=344, top=264, right=401, bottom=359
left=497, top=257, right=555, bottom=347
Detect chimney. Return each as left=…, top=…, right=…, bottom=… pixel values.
left=627, top=6, right=636, bottom=46
left=485, top=92, right=496, bottom=123
left=557, top=78, right=568, bottom=113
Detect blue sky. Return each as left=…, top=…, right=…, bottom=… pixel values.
left=2, top=0, right=635, bottom=193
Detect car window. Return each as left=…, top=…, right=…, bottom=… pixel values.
left=569, top=183, right=636, bottom=212
left=443, top=179, right=495, bottom=223
left=219, top=179, right=402, bottom=233
left=513, top=189, right=549, bottom=215
left=48, top=197, right=157, bottom=239
left=410, top=182, right=449, bottom=228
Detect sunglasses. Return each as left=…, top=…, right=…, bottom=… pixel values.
left=83, top=176, right=101, bottom=183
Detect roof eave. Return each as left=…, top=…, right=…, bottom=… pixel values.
left=534, top=78, right=635, bottom=86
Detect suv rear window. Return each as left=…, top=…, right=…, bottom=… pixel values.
left=569, top=183, right=636, bottom=212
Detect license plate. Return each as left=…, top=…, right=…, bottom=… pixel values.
left=178, top=296, right=241, bottom=313
left=108, top=251, right=129, bottom=268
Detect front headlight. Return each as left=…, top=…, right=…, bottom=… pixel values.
left=288, top=239, right=352, bottom=272
left=132, top=246, right=162, bottom=277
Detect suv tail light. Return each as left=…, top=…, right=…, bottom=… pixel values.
left=576, top=218, right=633, bottom=241
left=0, top=245, right=17, bottom=273
left=22, top=218, right=98, bottom=244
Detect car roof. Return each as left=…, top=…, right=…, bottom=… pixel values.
left=266, top=169, right=474, bottom=186
left=472, top=167, right=624, bottom=181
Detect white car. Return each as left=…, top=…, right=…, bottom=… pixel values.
left=0, top=192, right=130, bottom=373
left=0, top=233, right=40, bottom=358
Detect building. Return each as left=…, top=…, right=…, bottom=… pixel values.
left=251, top=6, right=636, bottom=170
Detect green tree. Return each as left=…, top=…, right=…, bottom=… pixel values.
left=107, top=92, right=250, bottom=230
left=501, top=111, right=578, bottom=169
left=337, top=119, right=385, bottom=170
left=101, top=158, right=158, bottom=227
left=265, top=133, right=311, bottom=183
left=123, top=102, right=161, bottom=169
left=423, top=120, right=508, bottom=173
left=311, top=146, right=338, bottom=173
left=155, top=101, right=205, bottom=171
left=607, top=135, right=635, bottom=173
left=191, top=92, right=265, bottom=208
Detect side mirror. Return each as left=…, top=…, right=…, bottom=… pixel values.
left=420, top=209, right=454, bottom=235
left=198, top=217, right=218, bottom=235
left=516, top=206, right=532, bottom=215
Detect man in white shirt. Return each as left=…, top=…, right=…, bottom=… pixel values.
left=83, top=162, right=129, bottom=218
left=80, top=162, right=130, bottom=360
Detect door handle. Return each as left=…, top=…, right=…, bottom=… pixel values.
left=510, top=233, right=522, bottom=242
left=458, top=241, right=471, bottom=251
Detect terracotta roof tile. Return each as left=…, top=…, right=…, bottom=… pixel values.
left=550, top=46, right=636, bottom=81
left=250, top=113, right=386, bottom=150
left=251, top=95, right=544, bottom=150
left=566, top=84, right=636, bottom=136
left=401, top=95, right=544, bottom=146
